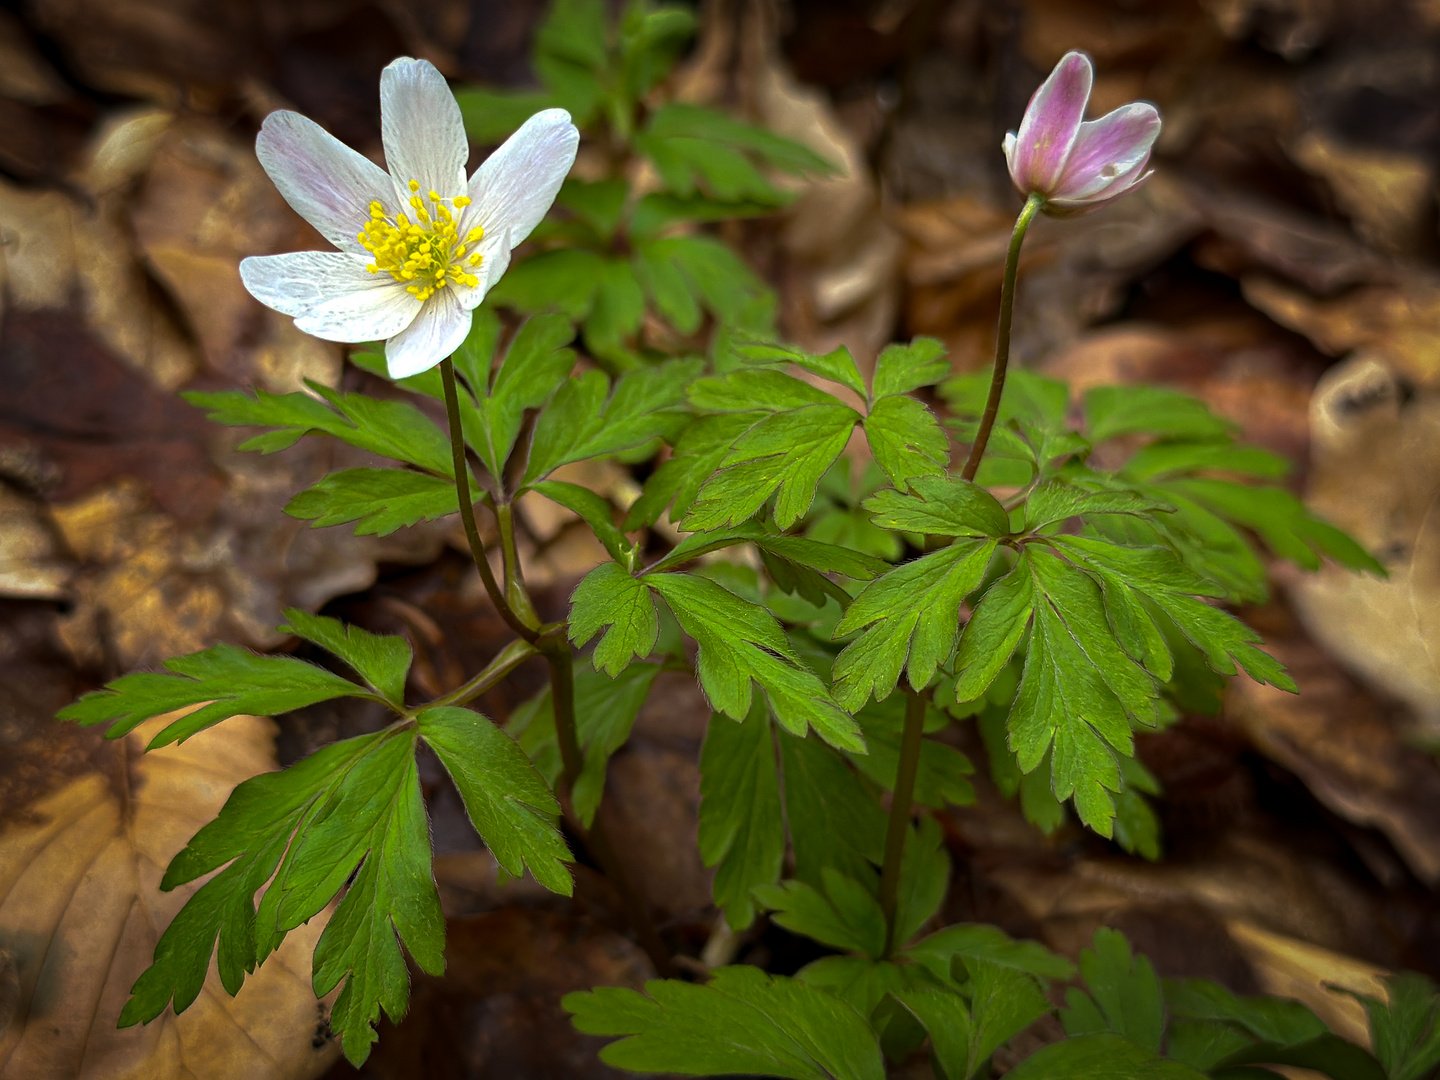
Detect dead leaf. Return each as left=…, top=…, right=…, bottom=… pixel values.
left=1290, top=353, right=1440, bottom=738
left=0, top=712, right=339, bottom=1079
left=1290, top=130, right=1434, bottom=255
left=1243, top=276, right=1440, bottom=386
left=0, top=485, right=70, bottom=602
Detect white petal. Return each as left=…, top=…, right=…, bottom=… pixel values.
left=457, top=228, right=513, bottom=311
left=385, top=287, right=473, bottom=377
left=380, top=57, right=468, bottom=205
left=256, top=111, right=395, bottom=256
left=464, top=109, right=579, bottom=253
left=240, top=251, right=420, bottom=341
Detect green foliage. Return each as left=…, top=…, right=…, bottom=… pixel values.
left=570, top=562, right=659, bottom=674
left=184, top=382, right=453, bottom=477
left=1342, top=973, right=1440, bottom=1080
left=563, top=965, right=885, bottom=1080
left=698, top=701, right=784, bottom=929
left=58, top=642, right=367, bottom=746
left=650, top=571, right=862, bottom=750
left=285, top=468, right=459, bottom=536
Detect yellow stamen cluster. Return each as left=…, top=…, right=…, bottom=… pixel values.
left=358, top=179, right=483, bottom=301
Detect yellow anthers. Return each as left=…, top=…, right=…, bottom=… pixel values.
left=357, top=187, right=484, bottom=303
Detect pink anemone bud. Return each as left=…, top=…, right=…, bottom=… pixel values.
left=1003, top=50, right=1161, bottom=215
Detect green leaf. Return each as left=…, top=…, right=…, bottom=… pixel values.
left=690, top=368, right=839, bottom=412
left=456, top=88, right=564, bottom=143
left=121, top=732, right=388, bottom=1027
left=1121, top=439, right=1289, bottom=483
left=532, top=479, right=633, bottom=564
left=417, top=706, right=573, bottom=895
left=905, top=924, right=1075, bottom=984
left=634, top=234, right=773, bottom=329
left=284, top=468, right=459, bottom=536
left=864, top=395, right=949, bottom=492
left=309, top=741, right=441, bottom=1065
left=1023, top=478, right=1174, bottom=530
left=570, top=662, right=663, bottom=827
left=730, top=340, right=867, bottom=397
left=831, top=540, right=997, bottom=711
left=846, top=696, right=974, bottom=809
left=58, top=642, right=365, bottom=746
left=646, top=522, right=885, bottom=580
left=488, top=247, right=606, bottom=318
left=536, top=0, right=608, bottom=69
left=564, top=965, right=884, bottom=1080
left=650, top=573, right=863, bottom=750
left=1346, top=973, right=1440, bottom=1080
left=779, top=730, right=886, bottom=890
left=557, top=177, right=629, bottom=238
left=184, top=385, right=452, bottom=476
left=278, top=608, right=412, bottom=706
left=886, top=986, right=975, bottom=1080
left=1164, top=977, right=1327, bottom=1047
left=584, top=257, right=647, bottom=363
left=699, top=702, right=784, bottom=929
left=626, top=413, right=763, bottom=528
left=683, top=403, right=859, bottom=531
left=526, top=361, right=698, bottom=482
left=473, top=313, right=577, bottom=479
left=755, top=870, right=888, bottom=959
left=964, top=959, right=1053, bottom=1074
left=872, top=337, right=949, bottom=400
left=893, top=816, right=951, bottom=950
left=1006, top=1034, right=1207, bottom=1079
left=1113, top=757, right=1162, bottom=860
left=863, top=475, right=1010, bottom=538
left=1084, top=384, right=1235, bottom=443
left=1061, top=928, right=1164, bottom=1053
left=570, top=562, right=659, bottom=675
left=953, top=570, right=1034, bottom=705
left=636, top=103, right=836, bottom=203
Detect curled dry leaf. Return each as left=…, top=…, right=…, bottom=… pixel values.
left=1243, top=275, right=1440, bottom=387
left=0, top=712, right=338, bottom=1080
left=0, top=485, right=70, bottom=602
left=1289, top=129, right=1435, bottom=255
left=1291, top=353, right=1440, bottom=740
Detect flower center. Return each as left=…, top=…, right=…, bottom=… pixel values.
left=358, top=180, right=483, bottom=302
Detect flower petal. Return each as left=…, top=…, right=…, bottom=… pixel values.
left=380, top=57, right=468, bottom=204
left=1045, top=163, right=1152, bottom=216
left=256, top=111, right=395, bottom=255
left=240, top=251, right=420, bottom=341
left=385, top=287, right=472, bottom=377
left=1052, top=102, right=1161, bottom=202
left=456, top=227, right=513, bottom=311
left=464, top=109, right=579, bottom=253
left=1010, top=50, right=1092, bottom=195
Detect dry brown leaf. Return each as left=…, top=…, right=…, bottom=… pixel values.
left=0, top=485, right=70, bottom=602
left=1225, top=919, right=1387, bottom=1046
left=1290, top=130, right=1434, bottom=255
left=0, top=712, right=338, bottom=1079
left=1243, top=276, right=1440, bottom=386
left=1290, top=353, right=1440, bottom=740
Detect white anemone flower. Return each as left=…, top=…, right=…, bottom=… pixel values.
left=240, top=57, right=579, bottom=378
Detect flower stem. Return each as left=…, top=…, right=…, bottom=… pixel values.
left=961, top=192, right=1044, bottom=482
left=878, top=684, right=928, bottom=958
left=440, top=358, right=539, bottom=644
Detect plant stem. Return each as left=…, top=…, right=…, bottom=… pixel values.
left=425, top=638, right=537, bottom=710
left=540, top=631, right=674, bottom=976
left=440, top=358, right=538, bottom=643
left=961, top=192, right=1044, bottom=482
left=879, top=684, right=928, bottom=958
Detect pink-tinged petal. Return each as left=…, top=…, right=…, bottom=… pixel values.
left=240, top=251, right=420, bottom=340
left=1045, top=162, right=1153, bottom=216
left=464, top=109, right=579, bottom=254
left=1010, top=50, right=1093, bottom=195
left=380, top=57, right=468, bottom=204
left=1052, top=102, right=1161, bottom=202
left=385, top=287, right=472, bottom=377
left=256, top=112, right=395, bottom=255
